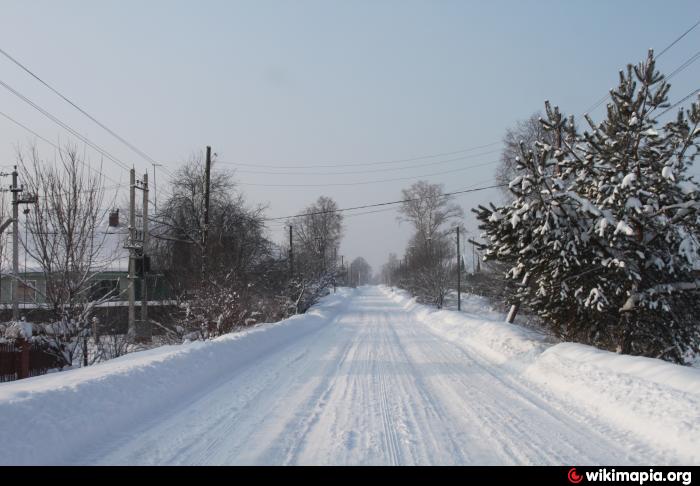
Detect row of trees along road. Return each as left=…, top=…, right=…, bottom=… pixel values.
left=151, top=155, right=349, bottom=341
left=0, top=147, right=349, bottom=367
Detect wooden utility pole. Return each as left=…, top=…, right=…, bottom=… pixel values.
left=289, top=225, right=294, bottom=278
left=202, top=146, right=211, bottom=277
left=127, top=169, right=136, bottom=336
left=456, top=226, right=461, bottom=311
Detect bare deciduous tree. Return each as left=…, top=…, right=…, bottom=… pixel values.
left=18, top=144, right=118, bottom=367
left=291, top=196, right=343, bottom=279
left=349, top=257, right=371, bottom=286
left=395, top=181, right=463, bottom=308
left=398, top=180, right=463, bottom=248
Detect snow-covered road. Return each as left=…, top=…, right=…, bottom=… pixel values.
left=62, top=286, right=682, bottom=465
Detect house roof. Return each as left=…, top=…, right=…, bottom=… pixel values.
left=2, top=211, right=131, bottom=274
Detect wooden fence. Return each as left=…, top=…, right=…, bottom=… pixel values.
left=0, top=339, right=63, bottom=382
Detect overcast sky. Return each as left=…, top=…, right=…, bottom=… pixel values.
left=0, top=0, right=698, bottom=272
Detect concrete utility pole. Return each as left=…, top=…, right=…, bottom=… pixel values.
left=9, top=167, right=36, bottom=321
left=127, top=169, right=136, bottom=336
left=141, top=172, right=149, bottom=330
left=125, top=169, right=150, bottom=341
left=456, top=226, right=461, bottom=312
left=472, top=240, right=476, bottom=274
left=202, top=146, right=211, bottom=278
left=506, top=273, right=529, bottom=324
left=11, top=168, right=19, bottom=321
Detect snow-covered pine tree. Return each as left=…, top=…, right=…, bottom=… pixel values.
left=475, top=49, right=700, bottom=362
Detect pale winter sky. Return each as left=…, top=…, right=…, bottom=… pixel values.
left=0, top=0, right=698, bottom=272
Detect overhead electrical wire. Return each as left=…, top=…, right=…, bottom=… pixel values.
left=262, top=183, right=506, bottom=222
left=236, top=160, right=499, bottom=188
left=0, top=77, right=131, bottom=171
left=657, top=87, right=700, bottom=117
left=223, top=149, right=502, bottom=176
left=0, top=109, right=128, bottom=190
left=584, top=17, right=700, bottom=114
left=0, top=47, right=160, bottom=168
left=264, top=177, right=500, bottom=228
left=657, top=18, right=700, bottom=58
left=210, top=141, right=502, bottom=170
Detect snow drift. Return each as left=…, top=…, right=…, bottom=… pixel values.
left=0, top=289, right=351, bottom=465
left=382, top=286, right=700, bottom=464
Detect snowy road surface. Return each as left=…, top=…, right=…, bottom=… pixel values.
left=70, top=287, right=689, bottom=465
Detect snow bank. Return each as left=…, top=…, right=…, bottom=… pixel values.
left=0, top=289, right=351, bottom=466
left=384, top=287, right=551, bottom=370
left=381, top=286, right=700, bottom=463
left=525, top=344, right=700, bottom=462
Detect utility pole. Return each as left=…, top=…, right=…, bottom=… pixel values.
left=289, top=224, right=294, bottom=278
left=125, top=169, right=150, bottom=342
left=9, top=167, right=36, bottom=322
left=141, top=172, right=149, bottom=331
left=127, top=169, right=136, bottom=337
left=472, top=240, right=476, bottom=274
left=11, top=168, right=19, bottom=322
left=202, top=146, right=211, bottom=278
left=456, top=226, right=461, bottom=311
left=506, top=272, right=530, bottom=324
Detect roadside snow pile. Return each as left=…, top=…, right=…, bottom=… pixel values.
left=384, top=287, right=551, bottom=370
left=0, top=289, right=351, bottom=466
left=525, top=344, right=700, bottom=461
left=381, top=286, right=700, bottom=463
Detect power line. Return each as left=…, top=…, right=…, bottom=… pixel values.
left=209, top=142, right=502, bottom=170
left=223, top=149, right=502, bottom=176
left=584, top=17, right=700, bottom=114
left=657, top=18, right=700, bottom=58
left=657, top=87, right=700, bottom=118
left=262, top=183, right=506, bottom=222
left=264, top=177, right=500, bottom=228
left=237, top=160, right=499, bottom=188
left=0, top=109, right=128, bottom=190
left=0, top=47, right=159, bottom=168
left=0, top=77, right=131, bottom=171
left=585, top=49, right=700, bottom=115
left=666, top=49, right=700, bottom=79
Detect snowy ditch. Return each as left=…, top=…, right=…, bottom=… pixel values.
left=382, top=286, right=700, bottom=463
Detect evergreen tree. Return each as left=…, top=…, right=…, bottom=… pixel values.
left=475, top=50, right=700, bottom=362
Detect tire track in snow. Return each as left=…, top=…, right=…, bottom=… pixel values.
left=399, top=302, right=666, bottom=464
left=281, top=334, right=356, bottom=465
left=78, top=287, right=674, bottom=465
